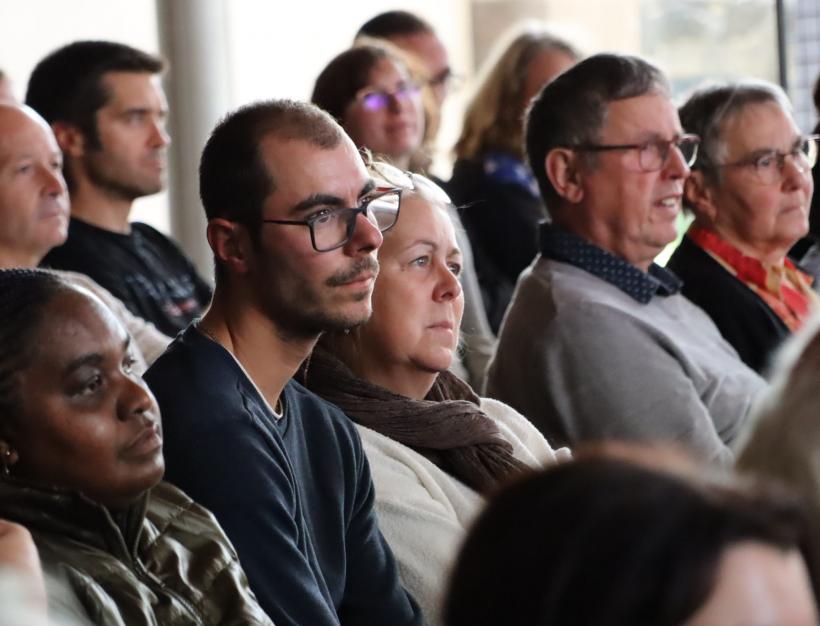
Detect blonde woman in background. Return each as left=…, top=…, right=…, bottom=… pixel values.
left=448, top=25, right=579, bottom=331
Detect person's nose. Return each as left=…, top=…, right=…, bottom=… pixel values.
left=387, top=92, right=405, bottom=114
left=663, top=143, right=691, bottom=180
left=149, top=116, right=171, bottom=148
left=344, top=211, right=383, bottom=256
left=781, top=154, right=811, bottom=191
left=432, top=261, right=462, bottom=303
left=40, top=163, right=66, bottom=197
left=118, top=375, right=156, bottom=423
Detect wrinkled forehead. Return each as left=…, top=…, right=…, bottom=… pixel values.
left=598, top=90, right=681, bottom=140
left=719, top=99, right=799, bottom=147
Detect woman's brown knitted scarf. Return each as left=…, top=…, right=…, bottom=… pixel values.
left=298, top=348, right=527, bottom=494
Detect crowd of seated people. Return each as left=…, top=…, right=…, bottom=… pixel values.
left=1, top=7, right=820, bottom=626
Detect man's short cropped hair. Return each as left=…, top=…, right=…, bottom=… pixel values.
left=525, top=53, right=668, bottom=209
left=199, top=99, right=345, bottom=231
left=679, top=80, right=792, bottom=192
left=25, top=40, right=164, bottom=148
left=355, top=10, right=433, bottom=41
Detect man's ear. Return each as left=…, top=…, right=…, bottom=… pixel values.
left=51, top=122, right=86, bottom=158
left=544, top=148, right=585, bottom=204
left=207, top=219, right=254, bottom=276
left=684, top=171, right=718, bottom=223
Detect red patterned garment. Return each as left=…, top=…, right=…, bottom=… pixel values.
left=687, top=224, right=818, bottom=332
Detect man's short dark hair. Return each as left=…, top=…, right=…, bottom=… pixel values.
left=525, top=53, right=669, bottom=209
left=355, top=10, right=433, bottom=41
left=199, top=99, right=345, bottom=229
left=25, top=40, right=164, bottom=147
left=199, top=100, right=346, bottom=280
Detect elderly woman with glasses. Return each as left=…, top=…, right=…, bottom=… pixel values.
left=312, top=44, right=496, bottom=392
left=667, top=80, right=818, bottom=374
left=297, top=163, right=568, bottom=626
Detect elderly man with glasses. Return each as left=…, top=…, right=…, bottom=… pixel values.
left=486, top=54, right=765, bottom=466
left=666, top=80, right=818, bottom=374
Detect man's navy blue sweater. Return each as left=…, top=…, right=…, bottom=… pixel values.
left=144, top=326, right=424, bottom=626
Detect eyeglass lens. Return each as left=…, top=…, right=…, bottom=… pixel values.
left=640, top=137, right=699, bottom=171
left=312, top=191, right=400, bottom=251
left=742, top=137, right=818, bottom=185
left=361, top=84, right=419, bottom=111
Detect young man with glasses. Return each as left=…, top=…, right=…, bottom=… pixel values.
left=667, top=80, right=818, bottom=373
left=486, top=54, right=765, bottom=466
left=144, top=100, right=424, bottom=626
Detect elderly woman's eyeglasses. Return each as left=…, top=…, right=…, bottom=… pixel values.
left=571, top=134, right=701, bottom=172
left=261, top=189, right=401, bottom=252
left=355, top=82, right=421, bottom=112
left=714, top=135, right=819, bottom=185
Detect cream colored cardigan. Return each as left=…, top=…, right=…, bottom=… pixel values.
left=358, top=397, right=570, bottom=626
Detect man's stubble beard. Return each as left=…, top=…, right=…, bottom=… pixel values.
left=260, top=256, right=380, bottom=342
left=82, top=150, right=164, bottom=202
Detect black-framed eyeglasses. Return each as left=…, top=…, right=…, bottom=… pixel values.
left=570, top=133, right=701, bottom=172
left=261, top=188, right=401, bottom=252
left=714, top=134, right=819, bottom=185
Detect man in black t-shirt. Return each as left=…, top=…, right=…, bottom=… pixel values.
left=26, top=40, right=211, bottom=335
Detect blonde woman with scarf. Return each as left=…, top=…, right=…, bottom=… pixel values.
left=298, top=165, right=568, bottom=626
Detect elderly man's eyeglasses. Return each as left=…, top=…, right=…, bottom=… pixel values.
left=261, top=189, right=401, bottom=252
left=571, top=134, right=701, bottom=172
left=355, top=82, right=421, bottom=112
left=714, top=135, right=819, bottom=185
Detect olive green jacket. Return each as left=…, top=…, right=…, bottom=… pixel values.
left=0, top=479, right=274, bottom=625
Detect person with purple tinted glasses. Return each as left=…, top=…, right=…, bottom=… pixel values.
left=313, top=44, right=496, bottom=392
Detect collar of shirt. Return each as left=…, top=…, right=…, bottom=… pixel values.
left=539, top=222, right=682, bottom=304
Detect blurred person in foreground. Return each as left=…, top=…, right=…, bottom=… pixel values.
left=445, top=449, right=819, bottom=626
left=738, top=313, right=820, bottom=574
